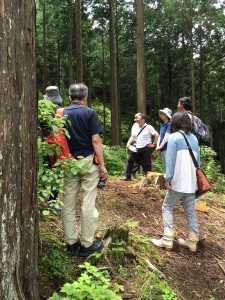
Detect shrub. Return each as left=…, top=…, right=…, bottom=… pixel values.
left=48, top=262, right=123, bottom=300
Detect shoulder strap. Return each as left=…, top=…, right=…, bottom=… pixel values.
left=56, top=107, right=65, bottom=117
left=137, top=125, right=147, bottom=138
left=179, top=131, right=199, bottom=168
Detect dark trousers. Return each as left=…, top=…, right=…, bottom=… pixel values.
left=125, top=147, right=153, bottom=179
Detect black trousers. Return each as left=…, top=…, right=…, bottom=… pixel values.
left=125, top=147, right=153, bottom=179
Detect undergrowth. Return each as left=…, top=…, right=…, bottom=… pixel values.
left=39, top=220, right=177, bottom=300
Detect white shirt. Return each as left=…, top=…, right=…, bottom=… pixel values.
left=132, top=123, right=157, bottom=148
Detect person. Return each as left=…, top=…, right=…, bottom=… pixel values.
left=152, top=111, right=200, bottom=252
left=40, top=86, right=63, bottom=139
left=121, top=113, right=159, bottom=181
left=62, top=83, right=108, bottom=257
left=40, top=86, right=63, bottom=202
left=177, top=96, right=192, bottom=113
left=178, top=96, right=209, bottom=202
left=123, top=113, right=142, bottom=177
left=156, top=108, right=172, bottom=169
left=44, top=85, right=63, bottom=108
left=177, top=96, right=210, bottom=145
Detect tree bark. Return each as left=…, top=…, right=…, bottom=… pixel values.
left=136, top=0, right=146, bottom=114
left=42, top=0, right=47, bottom=91
left=189, top=1, right=196, bottom=113
left=109, top=0, right=120, bottom=145
left=68, top=0, right=74, bottom=86
left=76, top=0, right=83, bottom=82
left=0, top=1, right=39, bottom=299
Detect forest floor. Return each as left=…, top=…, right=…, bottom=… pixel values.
left=39, top=177, right=225, bottom=300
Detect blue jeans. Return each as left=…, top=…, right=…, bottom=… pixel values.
left=162, top=190, right=199, bottom=234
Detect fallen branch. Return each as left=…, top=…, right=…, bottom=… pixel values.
left=118, top=293, right=137, bottom=299
left=101, top=236, right=112, bottom=255
left=216, top=259, right=225, bottom=275
left=204, top=247, right=225, bottom=261
left=144, top=258, right=165, bottom=278
left=50, top=221, right=64, bottom=232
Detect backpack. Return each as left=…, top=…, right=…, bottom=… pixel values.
left=192, top=115, right=210, bottom=145
left=46, top=108, right=72, bottom=165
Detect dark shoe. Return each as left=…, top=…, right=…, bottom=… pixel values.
left=67, top=240, right=81, bottom=256
left=79, top=240, right=103, bottom=257
left=120, top=177, right=132, bottom=181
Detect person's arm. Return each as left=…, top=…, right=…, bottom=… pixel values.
left=157, top=131, right=170, bottom=150
left=164, top=135, right=177, bottom=188
left=152, top=132, right=159, bottom=146
left=92, top=134, right=108, bottom=180
left=147, top=129, right=159, bottom=148
left=126, top=136, right=135, bottom=148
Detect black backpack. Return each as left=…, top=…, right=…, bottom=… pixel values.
left=192, top=115, right=210, bottom=145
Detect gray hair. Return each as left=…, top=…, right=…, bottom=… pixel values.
left=69, top=83, right=88, bottom=100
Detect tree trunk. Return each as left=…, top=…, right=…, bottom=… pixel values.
left=0, top=1, right=39, bottom=299
left=42, top=0, right=47, bottom=91
left=109, top=0, right=120, bottom=145
left=57, top=40, right=61, bottom=90
left=68, top=0, right=74, bottom=86
left=101, top=30, right=107, bottom=144
left=136, top=0, right=146, bottom=114
left=76, top=0, right=83, bottom=82
left=189, top=1, right=196, bottom=113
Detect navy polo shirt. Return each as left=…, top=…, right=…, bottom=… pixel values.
left=64, top=102, right=103, bottom=157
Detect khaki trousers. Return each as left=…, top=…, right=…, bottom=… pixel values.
left=62, top=154, right=100, bottom=247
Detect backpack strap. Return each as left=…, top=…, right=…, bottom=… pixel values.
left=56, top=107, right=65, bottom=117
left=137, top=125, right=147, bottom=138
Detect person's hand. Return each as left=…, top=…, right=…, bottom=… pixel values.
left=147, top=143, right=156, bottom=148
left=156, top=147, right=160, bottom=152
left=165, top=182, right=172, bottom=190
left=126, top=143, right=131, bottom=148
left=99, top=164, right=108, bottom=181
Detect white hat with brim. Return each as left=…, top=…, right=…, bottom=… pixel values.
left=159, top=108, right=172, bottom=119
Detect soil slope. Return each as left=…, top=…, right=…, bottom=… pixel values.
left=96, top=177, right=225, bottom=300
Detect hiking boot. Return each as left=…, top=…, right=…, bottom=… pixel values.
left=178, top=232, right=199, bottom=252
left=120, top=177, right=132, bottom=181
left=152, top=228, right=175, bottom=250
left=67, top=240, right=81, bottom=256
left=79, top=240, right=103, bottom=257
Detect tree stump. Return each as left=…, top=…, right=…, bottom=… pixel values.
left=147, top=172, right=166, bottom=189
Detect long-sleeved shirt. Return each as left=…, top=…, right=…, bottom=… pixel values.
left=165, top=131, right=200, bottom=193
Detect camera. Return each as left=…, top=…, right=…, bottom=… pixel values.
left=97, top=178, right=106, bottom=189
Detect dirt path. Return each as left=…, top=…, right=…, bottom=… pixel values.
left=97, top=177, right=225, bottom=300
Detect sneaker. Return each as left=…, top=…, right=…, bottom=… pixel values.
left=79, top=240, right=103, bottom=257
left=120, top=177, right=132, bottom=181
left=67, top=240, right=81, bottom=256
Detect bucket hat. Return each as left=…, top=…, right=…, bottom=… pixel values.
left=45, top=86, right=63, bottom=105
left=159, top=108, right=172, bottom=119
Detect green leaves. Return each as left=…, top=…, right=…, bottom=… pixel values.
left=48, top=262, right=123, bottom=300
left=38, top=100, right=88, bottom=216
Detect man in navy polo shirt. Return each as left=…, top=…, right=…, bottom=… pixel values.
left=62, top=83, right=108, bottom=257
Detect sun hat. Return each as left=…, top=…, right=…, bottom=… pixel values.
left=134, top=113, right=142, bottom=121
left=159, top=108, right=172, bottom=119
left=45, top=86, right=63, bottom=105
